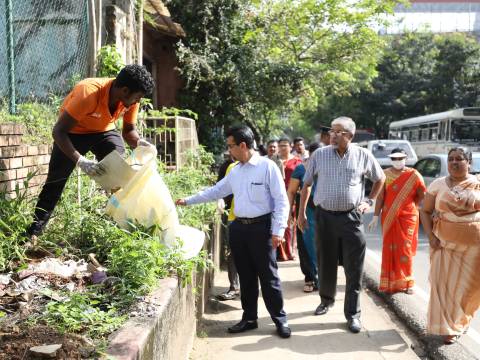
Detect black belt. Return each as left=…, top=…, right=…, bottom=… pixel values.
left=318, top=206, right=354, bottom=215
left=235, top=213, right=271, bottom=225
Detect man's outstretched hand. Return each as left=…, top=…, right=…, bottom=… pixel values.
left=175, top=199, right=187, bottom=206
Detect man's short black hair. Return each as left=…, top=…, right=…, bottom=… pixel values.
left=278, top=136, right=291, bottom=145
left=267, top=139, right=278, bottom=146
left=115, top=64, right=155, bottom=95
left=225, top=125, right=255, bottom=149
left=293, top=137, right=304, bottom=144
left=308, top=142, right=321, bottom=154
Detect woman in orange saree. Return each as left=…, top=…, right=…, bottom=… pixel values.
left=420, top=147, right=480, bottom=345
left=368, top=148, right=426, bottom=294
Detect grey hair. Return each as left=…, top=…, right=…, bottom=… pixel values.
left=331, top=116, right=356, bottom=135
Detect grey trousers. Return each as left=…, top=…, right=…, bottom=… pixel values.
left=315, top=206, right=366, bottom=320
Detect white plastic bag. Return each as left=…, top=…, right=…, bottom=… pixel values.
left=104, top=146, right=205, bottom=258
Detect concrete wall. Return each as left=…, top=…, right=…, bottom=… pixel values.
left=0, top=124, right=50, bottom=198
left=106, top=215, right=222, bottom=360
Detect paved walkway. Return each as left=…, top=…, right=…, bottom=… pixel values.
left=191, top=260, right=420, bottom=360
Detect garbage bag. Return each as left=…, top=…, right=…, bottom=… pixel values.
left=105, top=146, right=179, bottom=247
left=103, top=146, right=205, bottom=258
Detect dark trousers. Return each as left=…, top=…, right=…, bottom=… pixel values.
left=28, top=131, right=125, bottom=236
left=222, top=215, right=239, bottom=291
left=315, top=207, right=366, bottom=320
left=296, top=223, right=317, bottom=285
left=229, top=218, right=287, bottom=326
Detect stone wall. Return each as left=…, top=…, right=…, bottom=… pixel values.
left=0, top=124, right=50, bottom=198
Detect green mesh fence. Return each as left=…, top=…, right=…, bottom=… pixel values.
left=0, top=0, right=90, bottom=112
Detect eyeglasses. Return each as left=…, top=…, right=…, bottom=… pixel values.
left=448, top=157, right=467, bottom=162
left=226, top=143, right=237, bottom=149
left=329, top=130, right=350, bottom=137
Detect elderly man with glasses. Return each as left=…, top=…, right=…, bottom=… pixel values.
left=298, top=116, right=385, bottom=334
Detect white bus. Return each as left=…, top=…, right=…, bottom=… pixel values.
left=388, top=108, right=480, bottom=158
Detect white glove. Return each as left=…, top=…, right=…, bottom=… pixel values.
left=77, top=156, right=104, bottom=176
left=368, top=216, right=379, bottom=232
left=137, top=138, right=155, bottom=148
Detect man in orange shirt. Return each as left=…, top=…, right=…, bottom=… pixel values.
left=27, top=64, right=155, bottom=238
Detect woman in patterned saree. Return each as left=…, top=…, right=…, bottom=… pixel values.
left=368, top=148, right=426, bottom=294
left=420, top=147, right=480, bottom=345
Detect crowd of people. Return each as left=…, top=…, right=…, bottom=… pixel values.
left=27, top=63, right=480, bottom=345
left=178, top=118, right=480, bottom=345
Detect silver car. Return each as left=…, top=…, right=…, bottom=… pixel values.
left=413, top=153, right=480, bottom=187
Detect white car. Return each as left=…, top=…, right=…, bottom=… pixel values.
left=413, top=153, right=480, bottom=187
left=365, top=140, right=418, bottom=169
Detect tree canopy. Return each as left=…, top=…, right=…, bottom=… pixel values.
left=311, top=32, right=480, bottom=137
left=166, top=0, right=399, bottom=150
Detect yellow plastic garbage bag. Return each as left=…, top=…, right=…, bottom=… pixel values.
left=102, top=146, right=205, bottom=258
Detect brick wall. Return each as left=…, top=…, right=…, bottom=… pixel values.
left=0, top=124, right=51, bottom=198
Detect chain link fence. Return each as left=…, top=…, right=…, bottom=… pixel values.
left=0, top=0, right=90, bottom=112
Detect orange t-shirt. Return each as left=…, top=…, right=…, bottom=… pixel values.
left=60, top=78, right=140, bottom=134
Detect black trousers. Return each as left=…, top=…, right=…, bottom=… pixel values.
left=28, top=131, right=125, bottom=236
left=315, top=206, right=366, bottom=320
left=229, top=218, right=287, bottom=326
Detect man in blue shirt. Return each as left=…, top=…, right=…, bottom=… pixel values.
left=176, top=125, right=291, bottom=338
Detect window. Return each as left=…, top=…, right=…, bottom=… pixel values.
left=420, top=129, right=429, bottom=141
left=416, top=158, right=441, bottom=178
left=439, top=121, right=446, bottom=140
left=430, top=127, right=438, bottom=140
left=410, top=130, right=418, bottom=141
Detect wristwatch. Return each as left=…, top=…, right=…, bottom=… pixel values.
left=365, top=198, right=374, bottom=207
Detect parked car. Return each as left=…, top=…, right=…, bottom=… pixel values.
left=413, top=153, right=480, bottom=187
left=365, top=140, right=418, bottom=169
left=362, top=140, right=418, bottom=195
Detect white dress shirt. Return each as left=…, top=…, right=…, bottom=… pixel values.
left=186, top=152, right=289, bottom=236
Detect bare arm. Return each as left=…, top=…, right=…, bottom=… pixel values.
left=419, top=193, right=440, bottom=249
left=122, top=123, right=141, bottom=148
left=52, top=111, right=81, bottom=163
left=373, top=183, right=385, bottom=216
left=287, top=178, right=300, bottom=209
left=369, top=177, right=385, bottom=201
left=297, top=182, right=312, bottom=231
left=358, top=177, right=385, bottom=213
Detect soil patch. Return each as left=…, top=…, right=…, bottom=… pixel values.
left=0, top=325, right=91, bottom=359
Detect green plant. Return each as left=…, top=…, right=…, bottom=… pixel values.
left=96, top=45, right=124, bottom=77
left=0, top=100, right=58, bottom=144
left=0, top=174, right=36, bottom=270
left=43, top=291, right=126, bottom=337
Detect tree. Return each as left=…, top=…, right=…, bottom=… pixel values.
left=311, top=32, right=480, bottom=137
left=166, top=0, right=400, bottom=149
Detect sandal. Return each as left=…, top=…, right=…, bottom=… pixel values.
left=303, top=282, right=314, bottom=293
left=443, top=335, right=460, bottom=345
left=216, top=290, right=239, bottom=301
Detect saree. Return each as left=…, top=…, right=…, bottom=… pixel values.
left=427, top=176, right=480, bottom=335
left=278, top=157, right=303, bottom=261
left=380, top=168, right=425, bottom=293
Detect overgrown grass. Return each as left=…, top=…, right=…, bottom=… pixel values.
left=0, top=146, right=217, bottom=345
left=0, top=98, right=59, bottom=144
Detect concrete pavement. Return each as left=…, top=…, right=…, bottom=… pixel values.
left=190, top=260, right=420, bottom=360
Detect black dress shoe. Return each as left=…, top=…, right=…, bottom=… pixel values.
left=228, top=320, right=258, bottom=333
left=276, top=324, right=291, bottom=338
left=347, top=318, right=362, bottom=333
left=314, top=303, right=332, bottom=315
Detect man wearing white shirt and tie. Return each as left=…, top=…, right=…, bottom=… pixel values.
left=176, top=125, right=291, bottom=338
